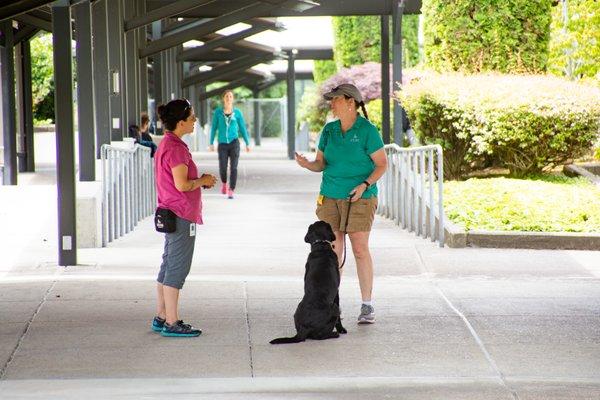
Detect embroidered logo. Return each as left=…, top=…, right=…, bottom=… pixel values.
left=350, top=134, right=359, bottom=143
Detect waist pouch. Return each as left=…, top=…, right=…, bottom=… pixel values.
left=155, top=208, right=177, bottom=233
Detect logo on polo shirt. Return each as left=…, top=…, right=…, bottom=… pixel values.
left=350, top=134, right=359, bottom=143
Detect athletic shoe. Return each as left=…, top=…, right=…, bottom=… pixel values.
left=161, top=320, right=202, bottom=337
left=221, top=182, right=228, bottom=195
left=151, top=316, right=165, bottom=332
left=227, top=188, right=234, bottom=199
left=357, top=304, right=375, bottom=324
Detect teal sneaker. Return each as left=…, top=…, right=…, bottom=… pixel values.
left=151, top=316, right=165, bottom=332
left=161, top=320, right=202, bottom=337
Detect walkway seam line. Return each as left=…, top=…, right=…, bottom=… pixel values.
left=0, top=280, right=58, bottom=379
left=413, top=247, right=520, bottom=400
left=243, top=281, right=254, bottom=378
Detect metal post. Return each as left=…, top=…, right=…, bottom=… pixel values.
left=74, top=0, right=96, bottom=181
left=15, top=40, right=35, bottom=172
left=52, top=0, right=77, bottom=266
left=138, top=0, right=148, bottom=114
left=199, top=85, right=208, bottom=127
left=124, top=0, right=139, bottom=129
left=92, top=0, right=111, bottom=157
left=152, top=21, right=163, bottom=133
left=107, top=0, right=125, bottom=140
left=0, top=20, right=17, bottom=185
left=286, top=49, right=296, bottom=160
left=392, top=0, right=405, bottom=145
left=381, top=15, right=391, bottom=144
left=252, top=88, right=261, bottom=146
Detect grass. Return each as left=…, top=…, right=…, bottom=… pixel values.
left=443, top=174, right=600, bottom=233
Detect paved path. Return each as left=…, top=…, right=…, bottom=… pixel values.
left=0, top=137, right=599, bottom=399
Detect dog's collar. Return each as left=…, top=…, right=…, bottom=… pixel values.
left=311, top=239, right=332, bottom=247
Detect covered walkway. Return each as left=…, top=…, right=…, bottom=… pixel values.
left=1, top=141, right=599, bottom=399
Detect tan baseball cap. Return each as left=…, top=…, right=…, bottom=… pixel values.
left=323, top=83, right=363, bottom=103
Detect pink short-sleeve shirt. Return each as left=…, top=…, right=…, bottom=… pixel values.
left=155, top=132, right=203, bottom=224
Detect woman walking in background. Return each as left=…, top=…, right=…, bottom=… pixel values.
left=209, top=90, right=251, bottom=199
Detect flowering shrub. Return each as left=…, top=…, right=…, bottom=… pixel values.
left=399, top=73, right=600, bottom=178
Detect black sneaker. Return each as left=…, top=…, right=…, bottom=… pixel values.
left=151, top=316, right=165, bottom=332
left=161, top=320, right=202, bottom=337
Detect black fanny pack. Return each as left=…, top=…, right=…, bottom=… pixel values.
left=154, top=208, right=177, bottom=233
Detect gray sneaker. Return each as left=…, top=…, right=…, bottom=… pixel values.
left=357, top=304, right=375, bottom=324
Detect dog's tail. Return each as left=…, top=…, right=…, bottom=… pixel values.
left=269, top=335, right=305, bottom=344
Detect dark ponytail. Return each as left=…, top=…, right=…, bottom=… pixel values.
left=358, top=101, right=369, bottom=121
left=157, top=98, right=192, bottom=131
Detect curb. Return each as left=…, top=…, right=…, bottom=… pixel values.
left=444, top=220, right=600, bottom=250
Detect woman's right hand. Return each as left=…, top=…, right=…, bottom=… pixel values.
left=208, top=145, right=215, bottom=152
left=295, top=152, right=310, bottom=169
left=199, top=174, right=217, bottom=189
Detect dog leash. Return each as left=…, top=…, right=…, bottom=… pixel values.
left=339, top=194, right=354, bottom=269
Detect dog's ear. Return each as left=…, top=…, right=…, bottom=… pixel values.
left=323, top=222, right=336, bottom=242
left=304, top=223, right=315, bottom=243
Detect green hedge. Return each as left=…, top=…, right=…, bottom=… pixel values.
left=423, top=0, right=552, bottom=73
left=400, top=73, right=600, bottom=179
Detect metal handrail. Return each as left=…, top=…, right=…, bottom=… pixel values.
left=100, top=143, right=155, bottom=246
left=377, top=144, right=445, bottom=247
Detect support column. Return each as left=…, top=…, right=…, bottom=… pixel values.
left=74, top=0, right=96, bottom=181
left=0, top=20, right=17, bottom=185
left=15, top=40, right=35, bottom=172
left=252, top=88, right=261, bottom=146
left=392, top=0, right=405, bottom=145
left=107, top=0, right=125, bottom=140
left=124, top=0, right=138, bottom=129
left=286, top=49, right=296, bottom=160
left=92, top=0, right=111, bottom=157
left=151, top=21, right=163, bottom=133
left=381, top=15, right=391, bottom=145
left=137, top=0, right=148, bottom=114
left=199, top=85, right=208, bottom=127
left=52, top=0, right=77, bottom=266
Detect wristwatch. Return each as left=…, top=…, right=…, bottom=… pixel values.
left=362, top=180, right=371, bottom=189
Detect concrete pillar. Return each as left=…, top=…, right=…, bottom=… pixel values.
left=0, top=20, right=17, bottom=184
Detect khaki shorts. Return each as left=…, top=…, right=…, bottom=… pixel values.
left=316, top=196, right=378, bottom=233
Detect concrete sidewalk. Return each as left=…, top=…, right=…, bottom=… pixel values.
left=0, top=139, right=599, bottom=399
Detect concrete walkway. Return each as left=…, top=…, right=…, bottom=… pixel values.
left=0, top=138, right=599, bottom=399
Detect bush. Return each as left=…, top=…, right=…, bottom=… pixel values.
left=400, top=73, right=600, bottom=179
left=30, top=33, right=55, bottom=123
left=423, top=0, right=552, bottom=73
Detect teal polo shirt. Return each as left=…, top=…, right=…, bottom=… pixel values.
left=318, top=115, right=384, bottom=200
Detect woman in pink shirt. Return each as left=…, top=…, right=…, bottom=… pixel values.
left=152, top=98, right=217, bottom=337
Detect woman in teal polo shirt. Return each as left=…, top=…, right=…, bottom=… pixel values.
left=209, top=90, right=251, bottom=199
left=295, top=83, right=387, bottom=325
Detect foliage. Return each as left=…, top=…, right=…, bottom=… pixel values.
left=30, top=33, right=55, bottom=123
left=399, top=72, right=600, bottom=179
left=332, top=16, right=421, bottom=69
left=423, top=0, right=552, bottom=73
left=548, top=0, right=600, bottom=81
left=364, top=99, right=394, bottom=134
left=297, top=85, right=328, bottom=133
left=444, top=175, right=600, bottom=232
left=313, top=60, right=337, bottom=84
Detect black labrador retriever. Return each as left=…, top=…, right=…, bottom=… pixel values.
left=270, top=221, right=347, bottom=344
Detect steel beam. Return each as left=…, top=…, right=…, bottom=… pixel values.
left=74, top=1, right=96, bottom=181
left=14, top=25, right=39, bottom=44
left=15, top=40, right=35, bottom=172
left=0, top=0, right=54, bottom=22
left=124, top=0, right=139, bottom=128
left=182, top=54, right=273, bottom=88
left=252, top=88, right=261, bottom=146
left=177, top=25, right=269, bottom=62
left=286, top=49, right=295, bottom=160
left=14, top=12, right=52, bottom=32
left=137, top=0, right=148, bottom=114
left=0, top=20, right=17, bottom=185
left=52, top=0, right=77, bottom=266
left=107, top=0, right=125, bottom=140
left=91, top=0, right=111, bottom=157
left=197, top=77, right=254, bottom=101
left=381, top=14, right=390, bottom=144
left=125, top=0, right=215, bottom=32
left=139, top=2, right=272, bottom=59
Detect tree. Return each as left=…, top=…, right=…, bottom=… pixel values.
left=30, top=33, right=55, bottom=123
left=423, top=0, right=552, bottom=73
left=548, top=0, right=600, bottom=81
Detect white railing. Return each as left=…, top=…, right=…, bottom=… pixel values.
left=101, top=143, right=156, bottom=246
left=377, top=144, right=445, bottom=247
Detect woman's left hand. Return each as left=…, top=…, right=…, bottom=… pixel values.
left=245, top=145, right=251, bottom=153
left=349, top=183, right=367, bottom=202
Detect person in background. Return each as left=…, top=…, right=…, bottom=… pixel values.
left=152, top=98, right=217, bottom=337
left=208, top=89, right=251, bottom=199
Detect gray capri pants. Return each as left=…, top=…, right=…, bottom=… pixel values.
left=157, top=216, right=196, bottom=289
